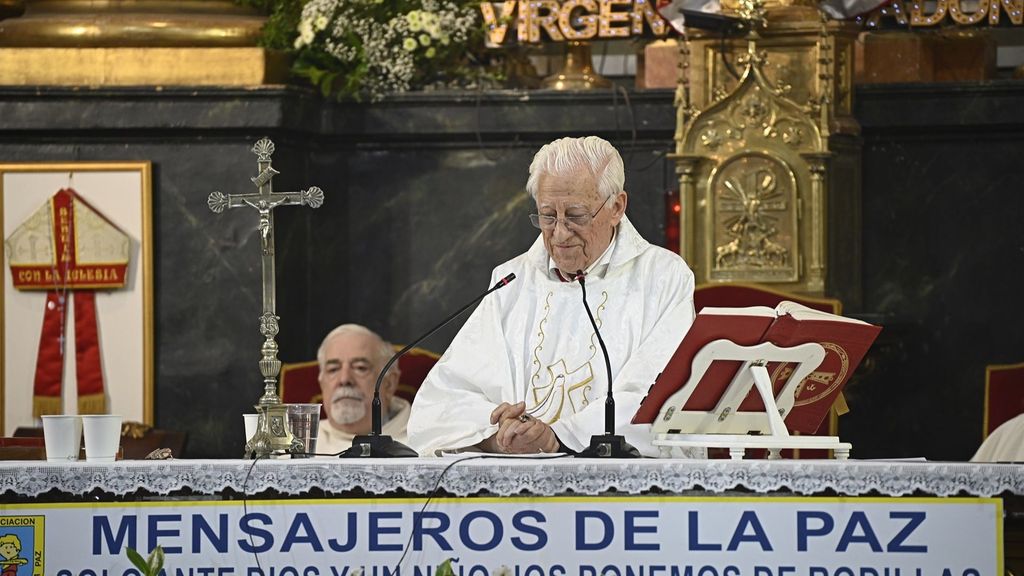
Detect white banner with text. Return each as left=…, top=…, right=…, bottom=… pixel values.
left=0, top=496, right=1003, bottom=576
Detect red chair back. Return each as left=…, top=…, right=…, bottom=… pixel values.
left=694, top=282, right=842, bottom=315
left=983, top=362, right=1024, bottom=439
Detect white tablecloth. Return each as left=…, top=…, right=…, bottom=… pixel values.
left=2, top=457, right=1022, bottom=498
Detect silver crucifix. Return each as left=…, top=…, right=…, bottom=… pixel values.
left=208, top=137, right=324, bottom=458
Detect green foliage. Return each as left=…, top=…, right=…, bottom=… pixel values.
left=238, top=0, right=507, bottom=101
left=235, top=0, right=305, bottom=51
left=126, top=546, right=165, bottom=576
left=436, top=557, right=459, bottom=576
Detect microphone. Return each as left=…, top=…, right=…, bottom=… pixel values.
left=340, top=272, right=517, bottom=458
left=573, top=270, right=640, bottom=458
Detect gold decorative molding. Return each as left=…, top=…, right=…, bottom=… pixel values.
left=0, top=1, right=284, bottom=86
left=685, top=19, right=859, bottom=132
left=724, top=0, right=828, bottom=24
left=683, top=39, right=820, bottom=285
left=0, top=47, right=289, bottom=86
left=723, top=0, right=818, bottom=11
left=671, top=4, right=860, bottom=297
left=0, top=0, right=265, bottom=47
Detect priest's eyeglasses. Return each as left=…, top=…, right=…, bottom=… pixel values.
left=529, top=195, right=613, bottom=230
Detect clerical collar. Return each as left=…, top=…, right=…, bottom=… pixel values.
left=549, top=227, right=618, bottom=282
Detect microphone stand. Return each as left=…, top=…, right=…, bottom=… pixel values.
left=574, top=271, right=640, bottom=458
left=340, top=273, right=517, bottom=458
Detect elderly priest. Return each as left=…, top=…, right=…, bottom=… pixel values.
left=316, top=324, right=411, bottom=454
left=408, top=136, right=695, bottom=456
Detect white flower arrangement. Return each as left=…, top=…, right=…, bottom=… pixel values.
left=292, top=0, right=485, bottom=101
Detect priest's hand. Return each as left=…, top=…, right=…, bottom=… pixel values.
left=477, top=401, right=525, bottom=453
left=490, top=401, right=527, bottom=426
left=476, top=401, right=523, bottom=453
left=501, top=414, right=559, bottom=454
left=478, top=402, right=558, bottom=454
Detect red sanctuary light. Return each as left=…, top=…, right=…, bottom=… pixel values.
left=665, top=189, right=681, bottom=254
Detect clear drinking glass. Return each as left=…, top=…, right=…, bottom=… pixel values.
left=285, top=403, right=321, bottom=458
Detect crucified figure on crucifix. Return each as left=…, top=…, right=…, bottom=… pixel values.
left=242, top=197, right=288, bottom=252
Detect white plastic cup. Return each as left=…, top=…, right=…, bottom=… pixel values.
left=81, top=415, right=123, bottom=462
left=286, top=403, right=321, bottom=457
left=41, top=415, right=82, bottom=462
left=243, top=413, right=260, bottom=442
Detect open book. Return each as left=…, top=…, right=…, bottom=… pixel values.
left=632, top=301, right=881, bottom=435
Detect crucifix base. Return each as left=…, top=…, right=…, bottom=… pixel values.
left=244, top=404, right=303, bottom=459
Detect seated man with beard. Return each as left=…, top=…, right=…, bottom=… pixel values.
left=315, top=324, right=410, bottom=454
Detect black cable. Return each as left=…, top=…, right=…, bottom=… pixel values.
left=636, top=149, right=667, bottom=173
left=612, top=82, right=621, bottom=136
left=474, top=83, right=520, bottom=164
left=618, top=85, right=639, bottom=166
left=598, top=40, right=609, bottom=76
left=617, top=85, right=637, bottom=150
left=720, top=34, right=741, bottom=81
left=241, top=455, right=264, bottom=574
left=609, top=85, right=639, bottom=170
left=611, top=83, right=669, bottom=177
left=393, top=453, right=573, bottom=573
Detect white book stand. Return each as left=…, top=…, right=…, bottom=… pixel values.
left=651, top=339, right=852, bottom=460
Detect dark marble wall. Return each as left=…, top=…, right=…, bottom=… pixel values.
left=847, top=81, right=1024, bottom=460
left=1, top=82, right=1020, bottom=459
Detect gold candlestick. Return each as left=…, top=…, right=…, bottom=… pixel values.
left=541, top=41, right=612, bottom=90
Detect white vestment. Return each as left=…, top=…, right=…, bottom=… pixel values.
left=971, top=413, right=1024, bottom=462
left=407, top=216, right=695, bottom=456
left=315, top=397, right=411, bottom=456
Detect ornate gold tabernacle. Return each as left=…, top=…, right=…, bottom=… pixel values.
left=671, top=0, right=862, bottom=305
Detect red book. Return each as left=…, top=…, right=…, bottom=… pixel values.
left=633, top=301, right=881, bottom=436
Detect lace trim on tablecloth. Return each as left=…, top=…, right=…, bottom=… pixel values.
left=1, top=459, right=1021, bottom=498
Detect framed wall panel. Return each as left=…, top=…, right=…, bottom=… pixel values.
left=0, top=163, right=153, bottom=434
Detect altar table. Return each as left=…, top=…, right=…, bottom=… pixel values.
left=0, top=458, right=1021, bottom=576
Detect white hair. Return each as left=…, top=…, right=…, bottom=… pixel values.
left=316, top=324, right=397, bottom=377
left=525, top=136, right=625, bottom=201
